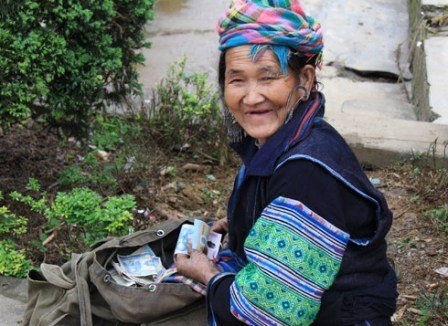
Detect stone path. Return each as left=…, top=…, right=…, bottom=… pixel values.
left=0, top=276, right=27, bottom=325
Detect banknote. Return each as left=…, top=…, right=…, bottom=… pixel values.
left=117, top=251, right=159, bottom=277
left=154, top=267, right=178, bottom=283
left=108, top=268, right=135, bottom=287
left=174, top=224, right=195, bottom=256
left=205, top=231, right=222, bottom=260
left=131, top=244, right=157, bottom=257
left=192, top=219, right=210, bottom=253
left=112, top=261, right=154, bottom=286
left=174, top=219, right=223, bottom=259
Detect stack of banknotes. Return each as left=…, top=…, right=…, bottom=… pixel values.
left=108, top=219, right=222, bottom=287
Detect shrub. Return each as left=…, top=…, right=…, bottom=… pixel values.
left=58, top=114, right=142, bottom=192
left=0, top=0, right=154, bottom=136
left=0, top=240, right=32, bottom=278
left=0, top=191, right=32, bottom=277
left=10, top=179, right=136, bottom=245
left=148, top=59, right=229, bottom=163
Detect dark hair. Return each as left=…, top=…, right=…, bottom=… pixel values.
left=217, top=48, right=318, bottom=96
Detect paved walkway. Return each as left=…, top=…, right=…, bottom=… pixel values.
left=0, top=276, right=27, bottom=325
left=2, top=1, right=448, bottom=325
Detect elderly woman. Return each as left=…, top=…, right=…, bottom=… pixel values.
left=176, top=0, right=398, bottom=325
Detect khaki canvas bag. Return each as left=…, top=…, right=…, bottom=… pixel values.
left=23, top=217, right=206, bottom=326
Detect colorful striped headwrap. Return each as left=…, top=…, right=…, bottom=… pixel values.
left=217, top=0, right=323, bottom=69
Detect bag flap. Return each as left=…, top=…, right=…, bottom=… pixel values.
left=40, top=263, right=75, bottom=289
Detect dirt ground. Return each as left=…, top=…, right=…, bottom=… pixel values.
left=0, top=126, right=447, bottom=324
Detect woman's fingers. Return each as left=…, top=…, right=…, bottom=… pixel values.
left=211, top=217, right=228, bottom=233
left=176, top=250, right=220, bottom=284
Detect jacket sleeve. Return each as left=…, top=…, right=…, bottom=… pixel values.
left=207, top=273, right=245, bottom=325
left=228, top=195, right=350, bottom=325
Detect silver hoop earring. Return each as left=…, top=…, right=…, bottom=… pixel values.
left=285, top=85, right=309, bottom=124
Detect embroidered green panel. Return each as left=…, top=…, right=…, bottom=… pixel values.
left=245, top=217, right=341, bottom=288
left=235, top=263, right=318, bottom=325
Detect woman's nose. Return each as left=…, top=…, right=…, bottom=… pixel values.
left=243, top=83, right=265, bottom=105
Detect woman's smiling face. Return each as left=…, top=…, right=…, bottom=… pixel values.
left=224, top=45, right=301, bottom=145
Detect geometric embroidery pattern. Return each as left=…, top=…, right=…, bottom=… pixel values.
left=230, top=196, right=350, bottom=325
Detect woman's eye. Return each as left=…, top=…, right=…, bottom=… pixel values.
left=229, top=78, right=243, bottom=84
left=260, top=73, right=281, bottom=81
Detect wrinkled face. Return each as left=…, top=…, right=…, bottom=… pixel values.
left=224, top=45, right=301, bottom=145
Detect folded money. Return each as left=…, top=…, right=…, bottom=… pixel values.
left=174, top=219, right=222, bottom=259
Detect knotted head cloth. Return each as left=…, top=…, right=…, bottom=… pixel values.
left=217, top=0, right=323, bottom=67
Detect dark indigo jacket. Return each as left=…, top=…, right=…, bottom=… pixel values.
left=207, top=92, right=398, bottom=325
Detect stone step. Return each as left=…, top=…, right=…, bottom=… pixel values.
left=327, top=113, right=448, bottom=168
left=340, top=100, right=416, bottom=121
left=318, top=66, right=416, bottom=120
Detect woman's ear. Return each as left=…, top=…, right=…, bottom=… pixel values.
left=299, top=65, right=316, bottom=95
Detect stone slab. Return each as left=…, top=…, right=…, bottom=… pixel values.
left=0, top=294, right=25, bottom=326
left=327, top=114, right=448, bottom=167
left=341, top=100, right=416, bottom=121
left=0, top=276, right=28, bottom=326
left=425, top=36, right=448, bottom=124
left=139, top=0, right=228, bottom=91
left=0, top=276, right=28, bottom=302
left=319, top=69, right=415, bottom=120
left=302, top=0, right=411, bottom=79
left=422, top=0, right=448, bottom=7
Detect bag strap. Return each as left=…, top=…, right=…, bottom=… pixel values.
left=71, top=253, right=93, bottom=326
left=72, top=252, right=94, bottom=326
left=39, top=253, right=94, bottom=326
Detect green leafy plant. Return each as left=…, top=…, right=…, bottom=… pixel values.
left=48, top=188, right=136, bottom=244
left=0, top=240, right=32, bottom=278
left=58, top=153, right=119, bottom=193
left=58, top=114, right=141, bottom=191
left=91, top=114, right=141, bottom=151
left=148, top=58, right=228, bottom=161
left=1, top=0, right=154, bottom=136
left=425, top=204, right=448, bottom=236
left=0, top=199, right=27, bottom=236
left=10, top=179, right=136, bottom=245
left=0, top=191, right=32, bottom=277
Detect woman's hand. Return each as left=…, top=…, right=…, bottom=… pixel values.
left=211, top=217, right=228, bottom=234
left=212, top=217, right=229, bottom=250
left=175, top=250, right=220, bottom=285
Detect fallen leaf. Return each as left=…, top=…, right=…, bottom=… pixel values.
left=407, top=307, right=424, bottom=316
left=401, top=294, right=417, bottom=300
left=182, top=163, right=206, bottom=171
left=427, top=282, right=440, bottom=291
